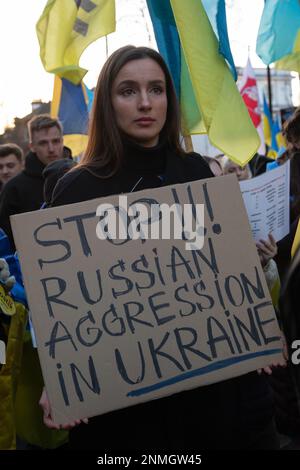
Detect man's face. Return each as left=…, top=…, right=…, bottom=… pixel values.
left=0, top=154, right=23, bottom=185
left=30, top=126, right=64, bottom=166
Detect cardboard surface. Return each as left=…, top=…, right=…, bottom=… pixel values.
left=11, top=175, right=283, bottom=424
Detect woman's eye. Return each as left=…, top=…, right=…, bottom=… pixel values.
left=121, top=89, right=135, bottom=96
left=151, top=87, right=163, bottom=94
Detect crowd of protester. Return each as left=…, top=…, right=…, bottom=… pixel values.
left=1, top=45, right=300, bottom=451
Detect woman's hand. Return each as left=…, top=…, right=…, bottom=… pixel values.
left=256, top=233, right=277, bottom=268
left=257, top=333, right=288, bottom=375
left=39, top=387, right=89, bottom=430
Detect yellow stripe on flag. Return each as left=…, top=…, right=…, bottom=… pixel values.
left=50, top=75, right=62, bottom=118
left=292, top=218, right=300, bottom=258
left=170, top=0, right=260, bottom=166
left=36, top=0, right=115, bottom=84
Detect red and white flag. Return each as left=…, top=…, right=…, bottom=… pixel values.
left=239, top=58, right=265, bottom=155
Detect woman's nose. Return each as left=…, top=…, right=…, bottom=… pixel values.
left=138, top=91, right=151, bottom=110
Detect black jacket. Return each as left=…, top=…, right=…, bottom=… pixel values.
left=51, top=146, right=212, bottom=206
left=280, top=246, right=300, bottom=396
left=51, top=142, right=276, bottom=450
left=0, top=148, right=71, bottom=249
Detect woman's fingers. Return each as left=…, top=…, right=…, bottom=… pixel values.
left=43, top=415, right=61, bottom=430
left=60, top=418, right=89, bottom=430
left=258, top=240, right=274, bottom=254
left=268, top=233, right=276, bottom=246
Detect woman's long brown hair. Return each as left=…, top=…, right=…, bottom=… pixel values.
left=77, top=45, right=185, bottom=177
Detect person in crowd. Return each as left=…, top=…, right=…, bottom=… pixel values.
left=280, top=245, right=300, bottom=391
left=277, top=108, right=300, bottom=223
left=0, top=237, right=67, bottom=449
left=222, top=155, right=279, bottom=296
left=0, top=157, right=75, bottom=449
left=42, top=159, right=77, bottom=208
left=222, top=122, right=300, bottom=443
left=0, top=256, right=27, bottom=450
left=268, top=108, right=300, bottom=442
left=274, top=243, right=300, bottom=446
left=39, top=45, right=283, bottom=450
left=202, top=155, right=223, bottom=177
left=222, top=156, right=252, bottom=181
left=249, top=153, right=274, bottom=177
left=0, top=115, right=72, bottom=249
left=276, top=109, right=300, bottom=279
left=0, top=144, right=24, bottom=191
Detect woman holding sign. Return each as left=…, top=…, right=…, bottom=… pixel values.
left=39, top=46, right=281, bottom=450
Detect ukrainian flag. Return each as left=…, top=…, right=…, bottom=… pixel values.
left=256, top=0, right=300, bottom=73
left=262, top=94, right=286, bottom=159
left=36, top=0, right=115, bottom=84
left=147, top=0, right=259, bottom=166
left=51, top=76, right=94, bottom=158
left=146, top=0, right=236, bottom=137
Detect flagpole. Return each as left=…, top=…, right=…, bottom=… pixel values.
left=184, top=135, right=194, bottom=152
left=267, top=65, right=273, bottom=118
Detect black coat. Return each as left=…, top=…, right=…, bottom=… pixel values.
left=51, top=148, right=213, bottom=206
left=0, top=148, right=71, bottom=250
left=51, top=143, right=276, bottom=450
left=280, top=246, right=300, bottom=398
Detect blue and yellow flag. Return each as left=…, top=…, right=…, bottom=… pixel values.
left=263, top=93, right=273, bottom=148
left=262, top=94, right=286, bottom=159
left=51, top=76, right=94, bottom=158
left=147, top=0, right=258, bottom=165
left=256, top=0, right=300, bottom=73
left=146, top=0, right=237, bottom=137
left=273, top=115, right=286, bottom=151
left=169, top=0, right=259, bottom=165
left=146, top=0, right=202, bottom=135
left=36, top=0, right=115, bottom=84
left=202, top=0, right=237, bottom=80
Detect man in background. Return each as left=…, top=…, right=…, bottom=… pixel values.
left=0, top=144, right=24, bottom=190
left=0, top=114, right=72, bottom=249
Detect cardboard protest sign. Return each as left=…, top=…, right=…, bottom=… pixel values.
left=239, top=161, right=290, bottom=242
left=11, top=175, right=283, bottom=425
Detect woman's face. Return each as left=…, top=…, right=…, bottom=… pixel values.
left=111, top=58, right=168, bottom=147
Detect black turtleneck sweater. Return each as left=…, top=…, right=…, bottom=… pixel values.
left=51, top=140, right=213, bottom=206
left=50, top=142, right=275, bottom=450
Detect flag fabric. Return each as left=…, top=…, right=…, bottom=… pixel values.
left=169, top=0, right=260, bottom=165
left=292, top=219, right=300, bottom=257
left=36, top=0, right=115, bottom=84
left=201, top=0, right=237, bottom=80
left=276, top=51, right=300, bottom=74
left=239, top=58, right=265, bottom=154
left=146, top=0, right=203, bottom=135
left=146, top=0, right=237, bottom=136
left=51, top=76, right=94, bottom=157
left=256, top=0, right=300, bottom=73
left=273, top=115, right=286, bottom=151
left=263, top=94, right=272, bottom=148
left=146, top=0, right=181, bottom=98
left=263, top=95, right=285, bottom=159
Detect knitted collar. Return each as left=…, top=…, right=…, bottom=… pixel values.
left=122, top=138, right=167, bottom=175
